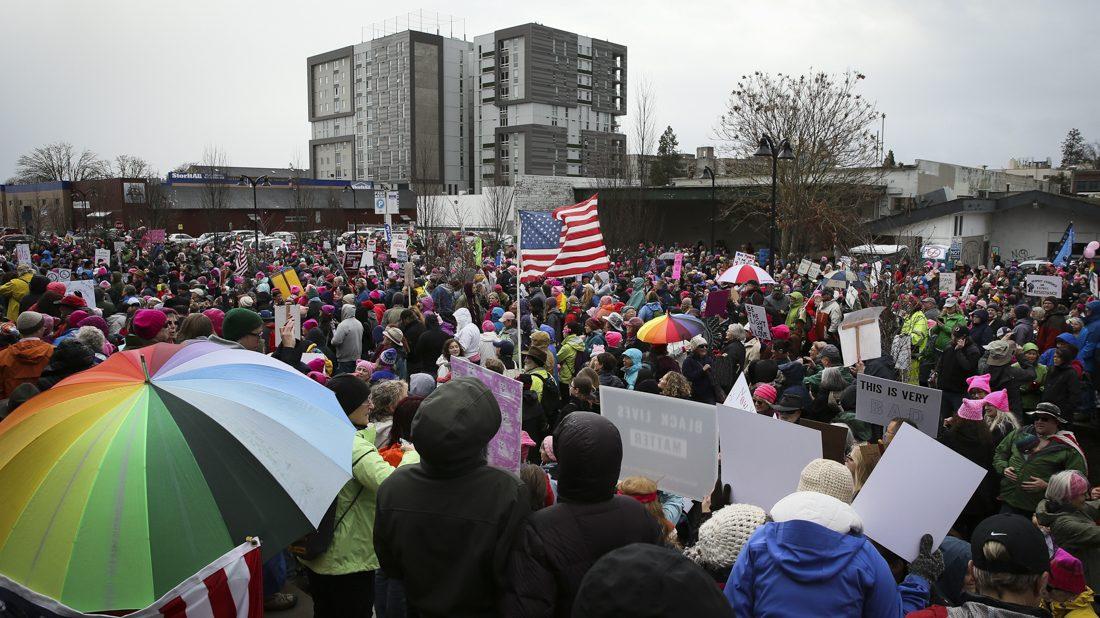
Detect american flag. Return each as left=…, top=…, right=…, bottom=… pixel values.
left=520, top=194, right=609, bottom=282
left=233, top=241, right=248, bottom=279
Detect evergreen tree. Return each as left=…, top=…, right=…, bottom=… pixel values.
left=883, top=149, right=896, bottom=168
left=649, top=126, right=682, bottom=186
left=1061, top=128, right=1090, bottom=166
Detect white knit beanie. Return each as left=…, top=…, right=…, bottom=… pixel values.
left=684, top=503, right=767, bottom=569
left=797, top=458, right=855, bottom=504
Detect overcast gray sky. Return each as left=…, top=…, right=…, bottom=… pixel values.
left=3, top=0, right=1098, bottom=179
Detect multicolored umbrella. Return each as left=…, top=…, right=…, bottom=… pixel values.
left=637, top=313, right=707, bottom=344
left=819, top=269, right=867, bottom=290
left=0, top=341, right=354, bottom=613
left=717, top=263, right=776, bottom=285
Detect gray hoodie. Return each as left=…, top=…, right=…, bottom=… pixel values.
left=331, top=304, right=364, bottom=362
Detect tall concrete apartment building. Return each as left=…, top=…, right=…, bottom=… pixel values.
left=307, top=30, right=473, bottom=194
left=307, top=22, right=626, bottom=195
left=472, top=24, right=627, bottom=191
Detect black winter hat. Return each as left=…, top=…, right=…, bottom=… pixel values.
left=326, top=374, right=370, bottom=414
left=573, top=543, right=734, bottom=617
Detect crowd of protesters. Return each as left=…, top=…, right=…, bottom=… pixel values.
left=1, top=227, right=1099, bottom=617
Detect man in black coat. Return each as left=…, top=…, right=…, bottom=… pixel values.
left=374, top=378, right=530, bottom=618
left=502, top=412, right=663, bottom=617
left=935, top=325, right=981, bottom=421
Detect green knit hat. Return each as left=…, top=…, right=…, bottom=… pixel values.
left=222, top=308, right=264, bottom=342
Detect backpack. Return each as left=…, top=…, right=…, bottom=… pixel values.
left=289, top=451, right=370, bottom=560
left=527, top=370, right=561, bottom=417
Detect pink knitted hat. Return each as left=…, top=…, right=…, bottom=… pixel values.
left=753, top=383, right=778, bottom=404
left=957, top=398, right=985, bottom=421
left=983, top=389, right=1009, bottom=412
left=966, top=373, right=991, bottom=395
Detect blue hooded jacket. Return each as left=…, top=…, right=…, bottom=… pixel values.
left=1080, top=300, right=1100, bottom=373
left=725, top=494, right=929, bottom=617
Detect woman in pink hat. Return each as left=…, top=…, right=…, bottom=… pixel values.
left=939, top=399, right=998, bottom=537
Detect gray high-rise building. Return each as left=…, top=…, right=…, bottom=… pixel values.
left=307, top=30, right=473, bottom=194
left=472, top=23, right=627, bottom=192
left=307, top=22, right=626, bottom=195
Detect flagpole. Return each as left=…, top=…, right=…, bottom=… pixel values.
left=516, top=205, right=523, bottom=368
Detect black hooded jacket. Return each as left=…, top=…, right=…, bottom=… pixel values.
left=374, top=377, right=529, bottom=618
left=502, top=412, right=662, bottom=617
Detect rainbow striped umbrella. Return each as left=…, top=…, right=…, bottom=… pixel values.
left=0, top=341, right=353, bottom=613
left=637, top=313, right=706, bottom=344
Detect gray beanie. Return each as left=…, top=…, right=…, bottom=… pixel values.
left=684, top=504, right=767, bottom=569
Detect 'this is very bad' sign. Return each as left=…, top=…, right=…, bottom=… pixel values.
left=855, top=374, right=942, bottom=438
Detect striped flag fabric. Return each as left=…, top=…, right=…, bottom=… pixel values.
left=520, top=194, right=609, bottom=282
left=0, top=540, right=262, bottom=618
left=233, top=241, right=249, bottom=279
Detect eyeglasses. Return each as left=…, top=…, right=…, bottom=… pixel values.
left=246, top=330, right=263, bottom=338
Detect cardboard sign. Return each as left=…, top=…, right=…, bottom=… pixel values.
left=852, top=423, right=986, bottom=561
left=797, top=259, right=811, bottom=275
left=722, top=373, right=755, bottom=411
left=733, top=251, right=755, bottom=266
left=807, top=262, right=822, bottom=280
left=1025, top=274, right=1062, bottom=298
left=403, top=261, right=415, bottom=289
left=718, top=404, right=823, bottom=511
left=269, top=267, right=303, bottom=299
left=450, top=357, right=523, bottom=474
left=94, top=249, right=111, bottom=266
left=672, top=253, right=683, bottom=280
left=855, top=373, right=942, bottom=438
left=796, top=418, right=850, bottom=463
left=273, top=304, right=301, bottom=341
left=746, top=304, right=771, bottom=342
left=939, top=272, right=956, bottom=292
left=601, top=386, right=719, bottom=500
left=64, top=280, right=97, bottom=310
left=15, top=244, right=30, bottom=266
left=838, top=307, right=883, bottom=366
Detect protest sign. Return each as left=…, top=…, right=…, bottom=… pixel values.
left=733, top=251, right=755, bottom=266
left=855, top=373, right=942, bottom=438
left=15, top=244, right=30, bottom=266
left=360, top=251, right=374, bottom=268
left=601, top=386, right=718, bottom=500
left=404, top=262, right=415, bottom=299
left=45, top=270, right=59, bottom=282
left=939, top=272, right=956, bottom=292
left=718, top=405, right=823, bottom=511
left=746, top=304, right=771, bottom=342
left=797, top=259, right=811, bottom=276
left=342, top=251, right=363, bottom=273
left=797, top=418, right=850, bottom=463
left=722, top=373, right=755, bottom=411
left=960, top=276, right=973, bottom=299
left=141, top=229, right=165, bottom=248
left=838, top=307, right=883, bottom=366
left=273, top=304, right=301, bottom=341
left=1025, top=274, right=1062, bottom=298
left=845, top=285, right=859, bottom=308
left=114, top=241, right=125, bottom=256
left=269, top=267, right=302, bottom=299
left=322, top=240, right=331, bottom=250
left=450, top=357, right=523, bottom=474
left=337, top=244, right=346, bottom=255
left=807, top=262, right=822, bottom=280
left=57, top=268, right=72, bottom=282
left=852, top=423, right=986, bottom=561
left=1092, top=272, right=1099, bottom=297
left=64, top=280, right=97, bottom=310
left=702, top=289, right=729, bottom=318
left=672, top=253, right=683, bottom=279
left=367, top=239, right=377, bottom=253
left=94, top=249, right=111, bottom=266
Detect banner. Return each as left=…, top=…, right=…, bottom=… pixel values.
left=672, top=252, right=683, bottom=279
left=746, top=304, right=771, bottom=342
left=1025, top=274, right=1062, bottom=298
left=717, top=404, right=822, bottom=511
left=1052, top=223, right=1074, bottom=266
left=855, top=373, right=942, bottom=438
left=449, top=357, right=523, bottom=474
left=852, top=424, right=986, bottom=562
left=601, top=386, right=718, bottom=500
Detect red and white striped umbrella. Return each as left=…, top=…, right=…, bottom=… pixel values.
left=718, top=263, right=776, bottom=285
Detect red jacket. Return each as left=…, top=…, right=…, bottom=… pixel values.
left=0, top=338, right=54, bottom=398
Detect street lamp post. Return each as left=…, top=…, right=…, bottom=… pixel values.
left=753, top=134, right=795, bottom=274
left=343, top=184, right=359, bottom=245
left=237, top=175, right=270, bottom=252
left=702, top=166, right=716, bottom=250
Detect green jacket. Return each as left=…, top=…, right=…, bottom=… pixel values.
left=993, top=426, right=1087, bottom=513
left=1035, top=500, right=1100, bottom=592
left=901, top=310, right=929, bottom=353
left=785, top=292, right=805, bottom=328
left=803, top=365, right=853, bottom=396
left=1014, top=360, right=1047, bottom=412
left=929, top=311, right=967, bottom=353
left=557, top=335, right=585, bottom=384
left=300, top=427, right=420, bottom=575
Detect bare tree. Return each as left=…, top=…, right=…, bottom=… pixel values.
left=481, top=184, right=515, bottom=248
left=286, top=159, right=314, bottom=239
left=13, top=142, right=108, bottom=183
left=630, top=76, right=658, bottom=186
left=198, top=146, right=230, bottom=243
left=716, top=69, right=885, bottom=255
left=111, top=155, right=154, bottom=178
left=144, top=175, right=172, bottom=231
